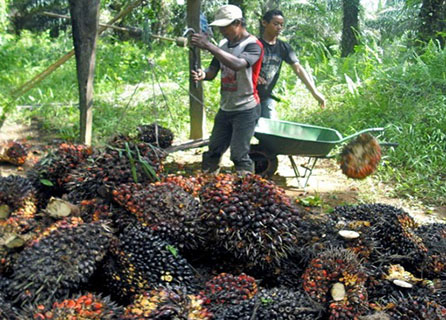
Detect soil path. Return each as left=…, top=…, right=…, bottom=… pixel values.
left=1, top=120, right=445, bottom=224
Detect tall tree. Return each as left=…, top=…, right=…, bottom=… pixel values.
left=341, top=0, right=360, bottom=57
left=418, top=0, right=446, bottom=47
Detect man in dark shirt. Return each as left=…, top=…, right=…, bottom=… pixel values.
left=258, top=9, right=325, bottom=119
left=191, top=5, right=264, bottom=174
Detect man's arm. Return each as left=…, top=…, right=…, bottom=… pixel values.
left=190, top=33, right=249, bottom=71
left=291, top=62, right=326, bottom=108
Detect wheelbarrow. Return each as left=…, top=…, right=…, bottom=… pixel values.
left=249, top=117, right=388, bottom=187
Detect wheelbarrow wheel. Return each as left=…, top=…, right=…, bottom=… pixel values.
left=249, top=144, right=278, bottom=178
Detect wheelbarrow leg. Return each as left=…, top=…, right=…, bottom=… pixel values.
left=288, top=156, right=318, bottom=188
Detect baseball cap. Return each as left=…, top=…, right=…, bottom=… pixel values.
left=209, top=5, right=243, bottom=27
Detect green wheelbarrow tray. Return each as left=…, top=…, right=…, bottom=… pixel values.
left=250, top=118, right=385, bottom=186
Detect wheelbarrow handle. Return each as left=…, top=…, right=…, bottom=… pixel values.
left=339, top=127, right=384, bottom=143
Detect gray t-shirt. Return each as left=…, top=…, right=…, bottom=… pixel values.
left=209, top=35, right=263, bottom=111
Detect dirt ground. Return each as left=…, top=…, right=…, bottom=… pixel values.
left=1, top=120, right=445, bottom=224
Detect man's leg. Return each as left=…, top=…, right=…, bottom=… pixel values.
left=260, top=97, right=276, bottom=119
left=230, top=105, right=261, bottom=172
left=202, top=110, right=232, bottom=172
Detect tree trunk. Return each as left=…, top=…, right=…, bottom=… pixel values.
left=419, top=0, right=446, bottom=47
left=341, top=0, right=360, bottom=57
left=68, top=0, right=101, bottom=145
left=187, top=0, right=205, bottom=139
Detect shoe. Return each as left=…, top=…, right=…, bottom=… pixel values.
left=202, top=167, right=220, bottom=175
left=236, top=170, right=252, bottom=177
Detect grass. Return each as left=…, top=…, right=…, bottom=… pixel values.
left=0, top=30, right=445, bottom=206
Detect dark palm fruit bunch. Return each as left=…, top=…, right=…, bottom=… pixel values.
left=333, top=203, right=428, bottom=269
left=0, top=276, right=18, bottom=320
left=339, top=133, right=381, bottom=179
left=23, top=292, right=124, bottom=320
left=366, top=265, right=443, bottom=315
left=0, top=175, right=37, bottom=219
left=0, top=141, right=29, bottom=165
left=199, top=273, right=258, bottom=310
left=137, top=123, right=174, bottom=149
left=414, top=222, right=446, bottom=278
left=7, top=219, right=112, bottom=306
left=384, top=295, right=446, bottom=320
left=216, top=287, right=321, bottom=320
left=302, top=248, right=368, bottom=319
left=123, top=286, right=212, bottom=319
left=199, top=173, right=303, bottom=267
left=64, top=141, right=166, bottom=202
left=112, top=182, right=204, bottom=251
left=27, top=143, right=93, bottom=201
left=104, top=223, right=197, bottom=303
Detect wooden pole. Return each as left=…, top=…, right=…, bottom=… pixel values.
left=68, top=0, right=101, bottom=146
left=187, top=0, right=205, bottom=139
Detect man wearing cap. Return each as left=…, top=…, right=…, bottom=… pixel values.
left=191, top=5, right=264, bottom=174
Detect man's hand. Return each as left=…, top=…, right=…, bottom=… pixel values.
left=257, top=76, right=267, bottom=85
left=191, top=69, right=206, bottom=82
left=190, top=33, right=211, bottom=50
left=313, top=91, right=326, bottom=109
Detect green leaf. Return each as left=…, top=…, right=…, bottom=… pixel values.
left=40, top=179, right=54, bottom=186
left=166, top=245, right=178, bottom=257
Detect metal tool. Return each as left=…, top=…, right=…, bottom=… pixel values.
left=182, top=28, right=199, bottom=88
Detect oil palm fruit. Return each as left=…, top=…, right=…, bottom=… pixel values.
left=302, top=248, right=368, bottom=319
left=7, top=219, right=112, bottom=306
left=112, top=182, right=205, bottom=251
left=65, top=142, right=165, bottom=202
left=27, top=143, right=93, bottom=204
left=415, top=222, right=446, bottom=278
left=137, top=123, right=174, bottom=149
left=123, top=286, right=211, bottom=319
left=340, top=133, right=381, bottom=179
left=22, top=292, right=124, bottom=319
left=0, top=141, right=29, bottom=165
left=199, top=273, right=258, bottom=310
left=104, top=223, right=197, bottom=303
left=199, top=173, right=303, bottom=268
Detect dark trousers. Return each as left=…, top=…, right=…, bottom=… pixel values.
left=203, top=105, right=261, bottom=172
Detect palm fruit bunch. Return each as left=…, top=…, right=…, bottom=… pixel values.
left=24, top=292, right=124, bottom=320
left=333, top=203, right=428, bottom=269
left=123, top=286, right=211, bottom=319
left=199, top=173, right=303, bottom=267
left=199, top=273, right=258, bottom=310
left=27, top=143, right=93, bottom=202
left=0, top=140, right=29, bottom=165
left=64, top=141, right=166, bottom=202
left=0, top=276, right=18, bottom=320
left=161, top=174, right=212, bottom=197
left=137, top=123, right=174, bottom=149
left=339, top=133, right=381, bottom=179
left=112, top=182, right=204, bottom=250
left=213, top=286, right=321, bottom=320
left=365, top=264, right=443, bottom=314
left=7, top=219, right=112, bottom=306
left=302, top=248, right=368, bottom=319
left=414, top=222, right=446, bottom=278
left=104, top=223, right=197, bottom=303
left=383, top=295, right=446, bottom=320
left=368, top=205, right=428, bottom=269
left=0, top=176, right=39, bottom=273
